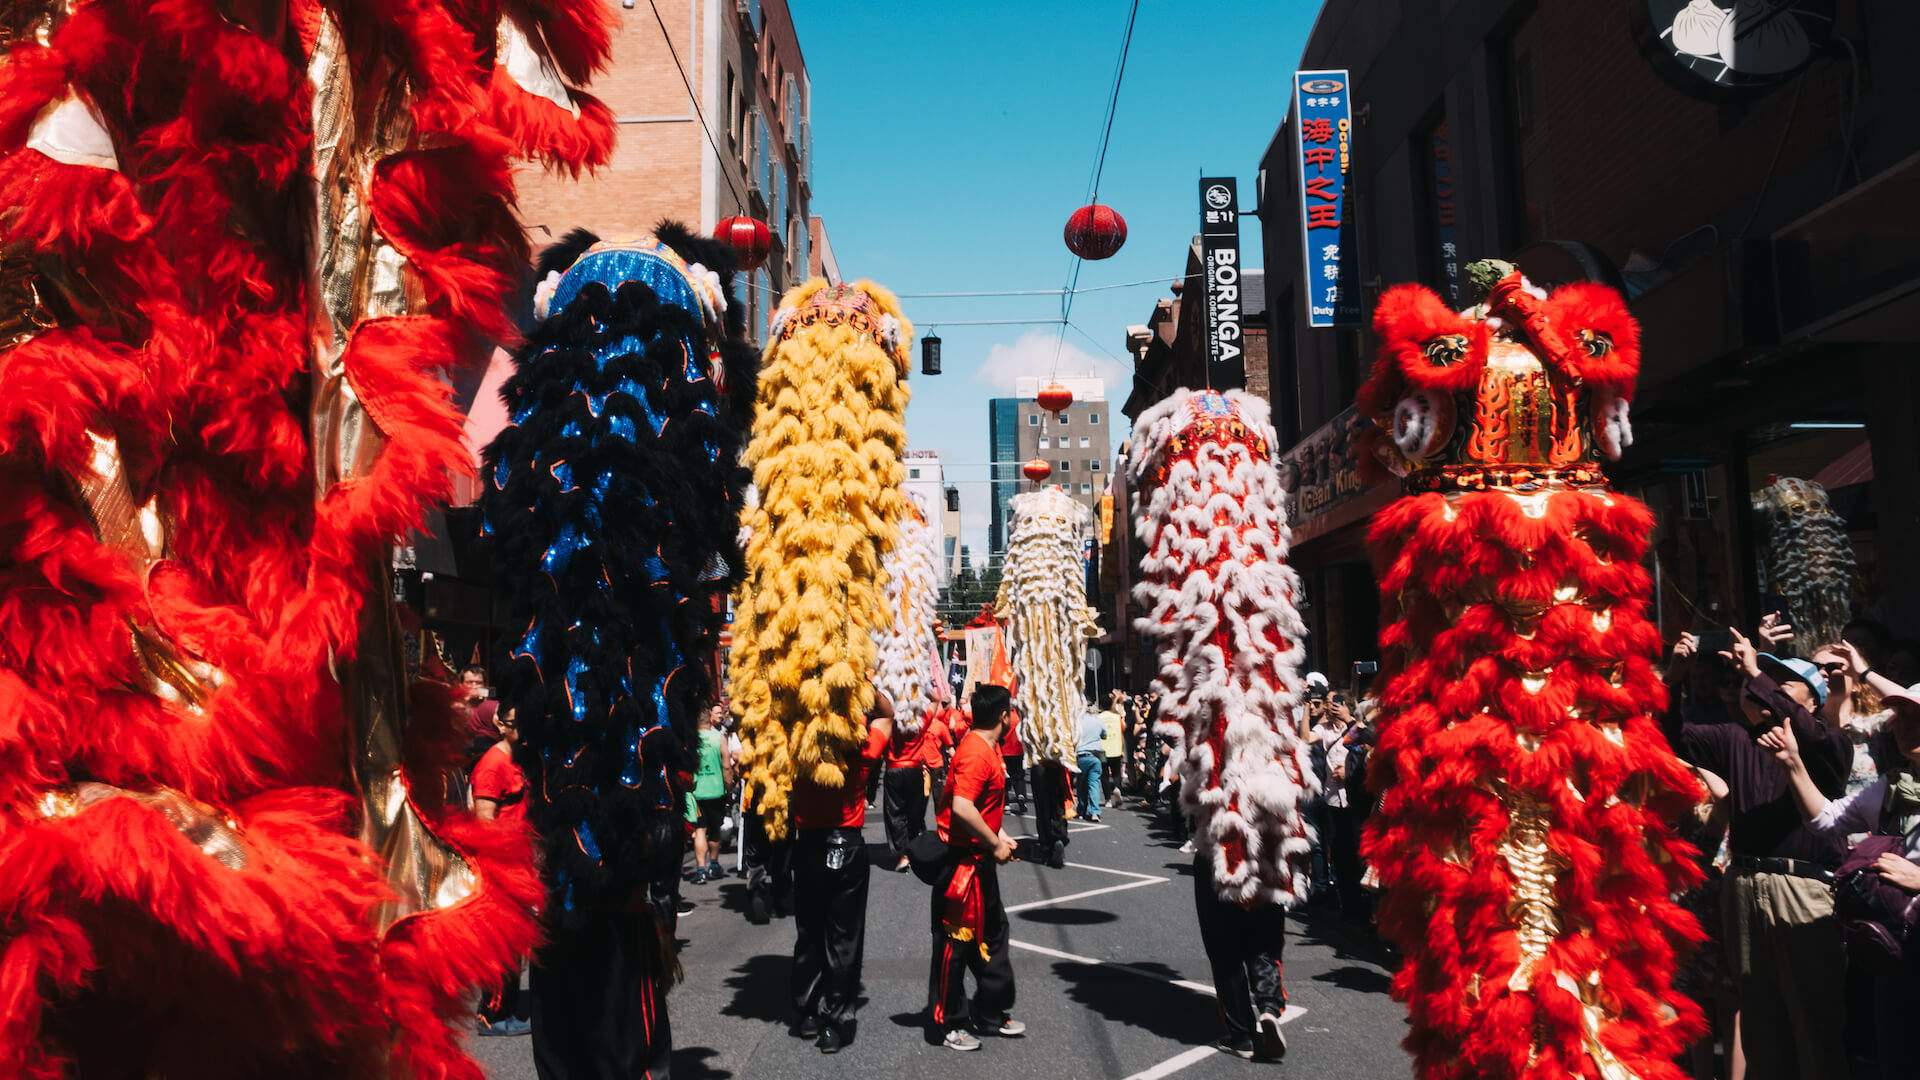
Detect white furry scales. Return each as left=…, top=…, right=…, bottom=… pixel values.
left=874, top=511, right=943, bottom=737
left=997, top=486, right=1099, bottom=768
left=1129, top=388, right=1316, bottom=906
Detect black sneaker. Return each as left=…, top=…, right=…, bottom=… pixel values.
left=747, top=892, right=770, bottom=925
left=815, top=1025, right=845, bottom=1054
left=792, top=1015, right=822, bottom=1040
left=674, top=898, right=696, bottom=917
left=1215, top=1037, right=1256, bottom=1060
left=1048, top=840, right=1066, bottom=869
left=1254, top=1012, right=1288, bottom=1059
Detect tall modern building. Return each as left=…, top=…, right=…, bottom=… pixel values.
left=986, top=377, right=1110, bottom=557
left=902, top=450, right=959, bottom=585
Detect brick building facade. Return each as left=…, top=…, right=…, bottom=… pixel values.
left=514, top=0, right=825, bottom=337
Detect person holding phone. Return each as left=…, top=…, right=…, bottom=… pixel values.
left=1662, top=627, right=1853, bottom=1080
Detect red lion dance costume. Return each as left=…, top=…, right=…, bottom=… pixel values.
left=1357, top=266, right=1704, bottom=1079
left=0, top=1, right=612, bottom=1075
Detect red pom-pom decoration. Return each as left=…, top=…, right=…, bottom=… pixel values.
left=1064, top=203, right=1127, bottom=260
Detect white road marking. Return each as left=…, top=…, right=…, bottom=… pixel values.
left=1119, top=1008, right=1309, bottom=1080
left=1008, top=939, right=1217, bottom=995
left=1004, top=877, right=1164, bottom=913
left=1061, top=860, right=1164, bottom=882
left=1123, top=1045, right=1218, bottom=1080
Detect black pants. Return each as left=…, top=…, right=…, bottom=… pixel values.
left=1193, top=854, right=1287, bottom=1046
left=882, top=766, right=929, bottom=856
left=531, top=910, right=672, bottom=1079
left=1004, top=755, right=1028, bottom=807
left=1104, top=756, right=1121, bottom=801
left=1328, top=804, right=1368, bottom=916
left=927, top=857, right=1015, bottom=1031
left=790, top=827, right=870, bottom=1032
left=745, top=810, right=794, bottom=918
left=1031, top=762, right=1070, bottom=854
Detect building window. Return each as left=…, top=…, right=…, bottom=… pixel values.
left=1039, top=438, right=1050, bottom=449
left=909, top=467, right=921, bottom=479
left=1080, top=483, right=1092, bottom=494
left=1058, top=415, right=1069, bottom=426
left=1505, top=11, right=1554, bottom=245
left=1089, top=459, right=1101, bottom=471
left=1079, top=437, right=1090, bottom=448
left=1058, top=460, right=1071, bottom=472
left=1028, top=414, right=1039, bottom=426
left=1089, top=412, right=1100, bottom=424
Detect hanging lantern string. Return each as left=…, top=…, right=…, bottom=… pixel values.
left=1053, top=0, right=1144, bottom=378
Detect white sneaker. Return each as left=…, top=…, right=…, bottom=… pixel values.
left=1255, top=1012, right=1288, bottom=1059
left=943, top=1029, right=982, bottom=1052
left=977, top=1016, right=1026, bottom=1037
left=1178, top=839, right=1197, bottom=854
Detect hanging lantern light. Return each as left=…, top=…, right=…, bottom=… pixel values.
left=1064, top=203, right=1128, bottom=260
left=713, top=215, right=773, bottom=272
left=1036, top=382, right=1074, bottom=416
left=1022, top=457, right=1053, bottom=483
left=921, top=332, right=942, bottom=375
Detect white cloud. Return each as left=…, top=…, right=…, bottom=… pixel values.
left=974, top=328, right=1130, bottom=395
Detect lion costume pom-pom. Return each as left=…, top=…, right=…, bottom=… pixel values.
left=1357, top=268, right=1705, bottom=1080
left=997, top=485, right=1100, bottom=767
left=1129, top=388, right=1315, bottom=906
left=730, top=281, right=912, bottom=838
left=875, top=507, right=945, bottom=738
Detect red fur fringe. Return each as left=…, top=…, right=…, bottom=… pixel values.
left=1362, top=490, right=1704, bottom=1079
left=0, top=0, right=612, bottom=1072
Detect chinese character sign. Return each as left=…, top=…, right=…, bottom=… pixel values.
left=1199, top=176, right=1245, bottom=389
left=1294, top=70, right=1359, bottom=328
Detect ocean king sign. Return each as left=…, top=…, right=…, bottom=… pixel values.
left=1198, top=176, right=1246, bottom=390
left=1294, top=69, right=1359, bottom=328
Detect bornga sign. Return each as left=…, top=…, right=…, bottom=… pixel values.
left=1209, top=250, right=1244, bottom=363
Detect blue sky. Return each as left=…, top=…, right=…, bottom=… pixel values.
left=792, top=0, right=1318, bottom=552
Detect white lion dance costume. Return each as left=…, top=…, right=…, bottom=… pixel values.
left=998, top=486, right=1099, bottom=766
left=876, top=507, right=944, bottom=737
left=730, top=281, right=911, bottom=837
left=1129, top=389, right=1315, bottom=904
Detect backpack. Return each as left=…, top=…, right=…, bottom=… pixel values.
left=1833, top=784, right=1920, bottom=975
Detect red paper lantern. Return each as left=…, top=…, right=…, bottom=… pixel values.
left=1036, top=382, right=1074, bottom=416
left=1021, top=458, right=1053, bottom=482
left=713, top=215, right=773, bottom=272
left=1064, top=204, right=1127, bottom=260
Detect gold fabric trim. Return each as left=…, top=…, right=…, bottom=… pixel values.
left=37, top=781, right=250, bottom=871
left=496, top=15, right=579, bottom=118
left=1498, top=792, right=1563, bottom=992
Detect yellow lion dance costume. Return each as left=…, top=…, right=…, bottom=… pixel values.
left=731, top=281, right=912, bottom=837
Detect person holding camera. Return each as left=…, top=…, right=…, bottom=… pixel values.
left=1311, top=691, right=1372, bottom=919
left=1759, top=679, right=1920, bottom=1079
left=1663, top=627, right=1853, bottom=1080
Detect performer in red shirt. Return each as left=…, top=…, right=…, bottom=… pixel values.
left=999, top=707, right=1029, bottom=815
left=883, top=709, right=940, bottom=872
left=470, top=708, right=530, bottom=1035
left=788, top=692, right=894, bottom=1053
left=929, top=685, right=1024, bottom=1052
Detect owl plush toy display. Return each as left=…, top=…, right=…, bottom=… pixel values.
left=1357, top=264, right=1705, bottom=1079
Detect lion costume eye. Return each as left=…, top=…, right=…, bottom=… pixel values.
left=1422, top=334, right=1471, bottom=367
left=1576, top=328, right=1613, bottom=357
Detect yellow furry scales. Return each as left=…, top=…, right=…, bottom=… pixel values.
left=730, top=281, right=913, bottom=838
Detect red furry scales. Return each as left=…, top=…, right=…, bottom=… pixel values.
left=1357, top=276, right=1705, bottom=1079
left=0, top=2, right=611, bottom=1076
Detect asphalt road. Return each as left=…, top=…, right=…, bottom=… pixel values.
left=470, top=794, right=1414, bottom=1079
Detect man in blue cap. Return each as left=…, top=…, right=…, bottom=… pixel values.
left=1663, top=627, right=1851, bottom=1080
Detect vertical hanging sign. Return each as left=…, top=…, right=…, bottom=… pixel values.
left=1294, top=69, right=1359, bottom=328
left=1198, top=176, right=1245, bottom=390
